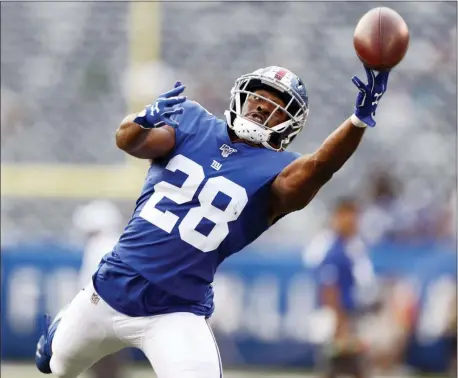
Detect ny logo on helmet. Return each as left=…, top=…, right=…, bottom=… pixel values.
left=220, top=144, right=237, bottom=158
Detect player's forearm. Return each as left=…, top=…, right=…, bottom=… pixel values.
left=312, top=117, right=365, bottom=176
left=271, top=118, right=365, bottom=213
left=116, top=114, right=176, bottom=159
left=115, top=114, right=152, bottom=153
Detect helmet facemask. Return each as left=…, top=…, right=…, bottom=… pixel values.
left=225, top=70, right=309, bottom=151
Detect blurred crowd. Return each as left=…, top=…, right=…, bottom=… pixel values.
left=352, top=169, right=455, bottom=247
left=1, top=2, right=456, bottom=247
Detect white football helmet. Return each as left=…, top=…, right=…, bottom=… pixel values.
left=225, top=66, right=309, bottom=151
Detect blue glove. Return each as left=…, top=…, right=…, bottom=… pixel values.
left=134, top=81, right=186, bottom=129
left=351, top=67, right=390, bottom=128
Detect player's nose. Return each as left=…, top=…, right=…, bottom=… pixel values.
left=256, top=104, right=270, bottom=115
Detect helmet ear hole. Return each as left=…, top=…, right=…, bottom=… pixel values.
left=269, top=125, right=296, bottom=150
left=268, top=133, right=282, bottom=150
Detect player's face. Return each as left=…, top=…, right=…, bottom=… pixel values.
left=243, top=89, right=289, bottom=128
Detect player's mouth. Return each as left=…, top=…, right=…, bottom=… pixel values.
left=247, top=112, right=266, bottom=125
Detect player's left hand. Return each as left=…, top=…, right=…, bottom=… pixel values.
left=134, top=81, right=186, bottom=129
left=351, top=67, right=390, bottom=128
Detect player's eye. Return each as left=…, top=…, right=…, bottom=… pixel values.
left=272, top=108, right=286, bottom=119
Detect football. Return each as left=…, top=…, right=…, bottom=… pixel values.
left=353, top=7, right=410, bottom=71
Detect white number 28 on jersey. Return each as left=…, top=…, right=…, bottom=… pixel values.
left=139, top=154, right=248, bottom=253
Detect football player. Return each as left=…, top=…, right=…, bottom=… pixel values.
left=36, top=65, right=389, bottom=378
left=304, top=197, right=379, bottom=378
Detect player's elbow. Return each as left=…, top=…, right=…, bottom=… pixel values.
left=115, top=126, right=128, bottom=151
left=115, top=114, right=136, bottom=151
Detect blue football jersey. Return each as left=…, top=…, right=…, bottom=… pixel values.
left=94, top=100, right=299, bottom=317
left=305, top=231, right=377, bottom=313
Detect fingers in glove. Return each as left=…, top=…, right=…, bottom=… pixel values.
left=174, top=81, right=182, bottom=88
left=137, top=108, right=147, bottom=117
left=364, top=66, right=376, bottom=92
left=162, top=84, right=186, bottom=98
left=162, top=107, right=184, bottom=118
left=162, top=116, right=179, bottom=128
left=351, top=76, right=367, bottom=92
left=375, top=70, right=390, bottom=91
left=164, top=96, right=187, bottom=107
left=162, top=107, right=184, bottom=128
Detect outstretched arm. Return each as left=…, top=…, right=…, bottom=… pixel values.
left=115, top=81, right=186, bottom=159
left=270, top=68, right=389, bottom=218
left=270, top=118, right=365, bottom=215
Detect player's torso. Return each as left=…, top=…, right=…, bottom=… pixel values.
left=110, top=101, right=298, bottom=303
left=330, top=237, right=374, bottom=313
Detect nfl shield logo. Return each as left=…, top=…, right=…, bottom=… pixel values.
left=220, top=144, right=237, bottom=158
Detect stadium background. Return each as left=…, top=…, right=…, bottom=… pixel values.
left=1, top=1, right=456, bottom=377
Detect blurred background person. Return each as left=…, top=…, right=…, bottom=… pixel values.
left=303, top=197, right=381, bottom=378
left=71, top=200, right=129, bottom=378
left=72, top=200, right=123, bottom=289
left=358, top=169, right=409, bottom=246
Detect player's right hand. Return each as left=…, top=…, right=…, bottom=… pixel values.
left=134, top=81, right=186, bottom=129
